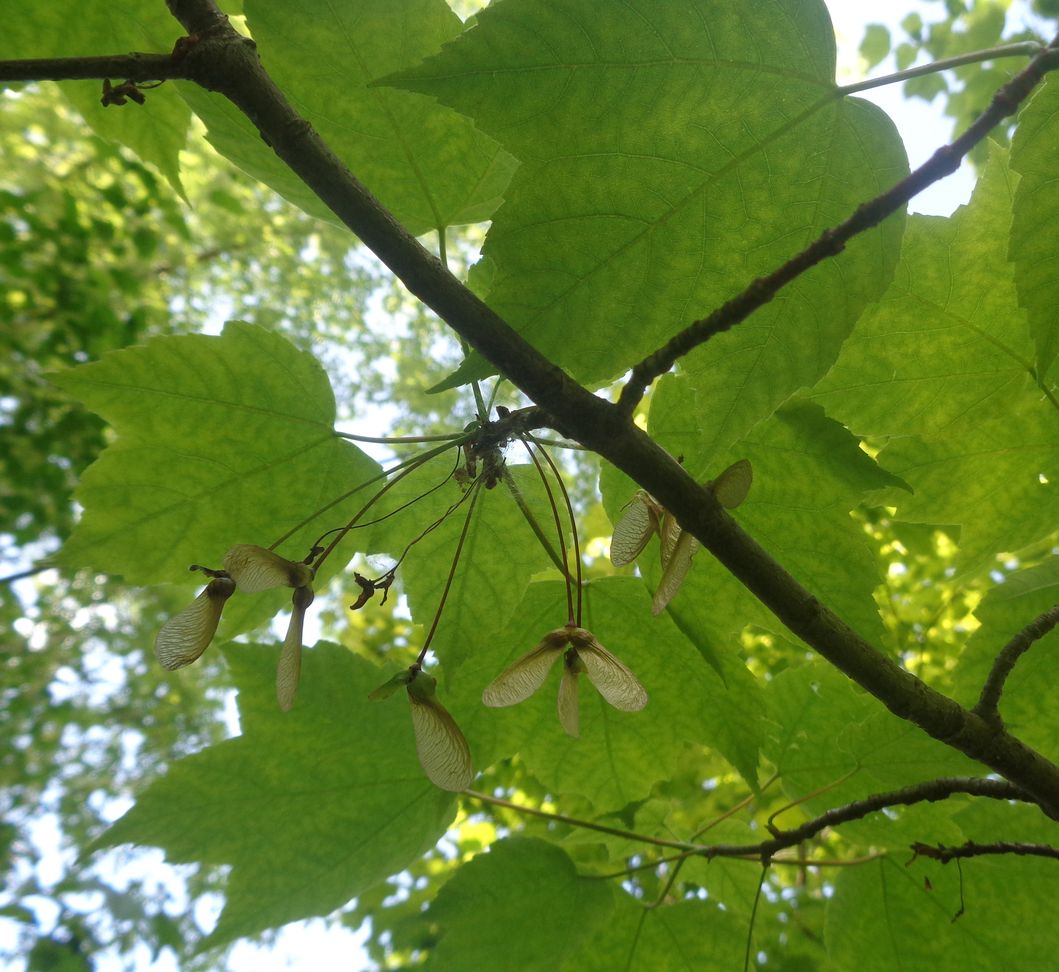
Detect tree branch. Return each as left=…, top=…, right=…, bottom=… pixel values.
left=137, top=1, right=1059, bottom=817
left=765, top=778, right=1029, bottom=849
left=615, top=35, right=1059, bottom=415
left=0, top=52, right=190, bottom=84
left=910, top=840, right=1059, bottom=865
left=973, top=604, right=1059, bottom=727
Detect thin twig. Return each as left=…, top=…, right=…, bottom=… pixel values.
left=771, top=778, right=1030, bottom=848
left=468, top=777, right=1031, bottom=870
left=0, top=564, right=52, bottom=585
left=617, top=34, right=1059, bottom=414
left=973, top=604, right=1059, bottom=727
left=910, top=840, right=1059, bottom=864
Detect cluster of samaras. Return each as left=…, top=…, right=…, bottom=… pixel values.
left=155, top=459, right=750, bottom=793
left=610, top=459, right=752, bottom=612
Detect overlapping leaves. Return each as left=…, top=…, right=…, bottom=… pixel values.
left=51, top=321, right=379, bottom=632
left=179, top=0, right=517, bottom=235
left=97, top=643, right=456, bottom=947
left=388, top=0, right=907, bottom=462
left=813, top=145, right=1059, bottom=570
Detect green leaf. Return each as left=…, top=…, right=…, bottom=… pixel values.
left=424, top=838, right=613, bottom=971
left=953, top=559, right=1059, bottom=757
left=570, top=893, right=746, bottom=972
left=813, top=143, right=1059, bottom=570
left=182, top=0, right=517, bottom=235
left=765, top=661, right=978, bottom=813
left=860, top=24, right=892, bottom=70
left=826, top=852, right=1059, bottom=971
left=51, top=322, right=379, bottom=601
left=426, top=351, right=495, bottom=394
left=1011, top=76, right=1059, bottom=378
left=95, top=643, right=456, bottom=947
left=387, top=0, right=906, bottom=423
left=0, top=1, right=189, bottom=197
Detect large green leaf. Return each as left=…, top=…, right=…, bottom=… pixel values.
left=181, top=0, right=517, bottom=235
left=424, top=838, right=613, bottom=971
left=570, top=893, right=746, bottom=972
left=826, top=848, right=1059, bottom=971
left=52, top=322, right=380, bottom=626
left=813, top=144, right=1059, bottom=570
left=96, top=643, right=456, bottom=946
left=1, top=1, right=189, bottom=196
left=450, top=577, right=763, bottom=807
left=1011, top=76, right=1059, bottom=378
left=387, top=0, right=906, bottom=427
left=765, top=661, right=978, bottom=814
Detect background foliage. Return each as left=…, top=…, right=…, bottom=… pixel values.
left=4, top=1, right=1059, bottom=969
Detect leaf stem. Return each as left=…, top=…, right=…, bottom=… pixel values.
left=418, top=480, right=483, bottom=661
left=501, top=467, right=573, bottom=580
left=334, top=430, right=466, bottom=444
left=531, top=440, right=584, bottom=626
left=463, top=790, right=700, bottom=851
left=744, top=867, right=768, bottom=972
left=304, top=436, right=470, bottom=567
left=839, top=41, right=1045, bottom=96
left=520, top=439, right=574, bottom=625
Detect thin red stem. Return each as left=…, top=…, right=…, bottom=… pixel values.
left=521, top=438, right=573, bottom=625
left=532, top=440, right=584, bottom=626
left=417, top=480, right=484, bottom=663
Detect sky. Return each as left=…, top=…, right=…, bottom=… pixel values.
left=3, top=2, right=1039, bottom=970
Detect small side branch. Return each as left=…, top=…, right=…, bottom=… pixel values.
left=616, top=34, right=1059, bottom=415
left=0, top=51, right=191, bottom=84
left=910, top=840, right=1059, bottom=865
left=768, top=778, right=1030, bottom=849
left=973, top=604, right=1059, bottom=727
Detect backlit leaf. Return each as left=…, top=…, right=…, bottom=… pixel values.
left=96, top=644, right=456, bottom=946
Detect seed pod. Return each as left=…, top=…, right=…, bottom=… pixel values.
left=569, top=628, right=648, bottom=711
left=557, top=649, right=584, bottom=738
left=406, top=671, right=473, bottom=791
left=652, top=529, right=699, bottom=615
left=610, top=491, right=663, bottom=567
left=481, top=628, right=568, bottom=707
left=276, top=585, right=314, bottom=711
left=154, top=576, right=235, bottom=670
left=223, top=544, right=313, bottom=592
left=711, top=458, right=753, bottom=510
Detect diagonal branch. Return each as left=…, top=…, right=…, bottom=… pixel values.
left=973, top=604, right=1059, bottom=727
left=615, top=36, right=1059, bottom=416
left=20, top=0, right=1041, bottom=817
